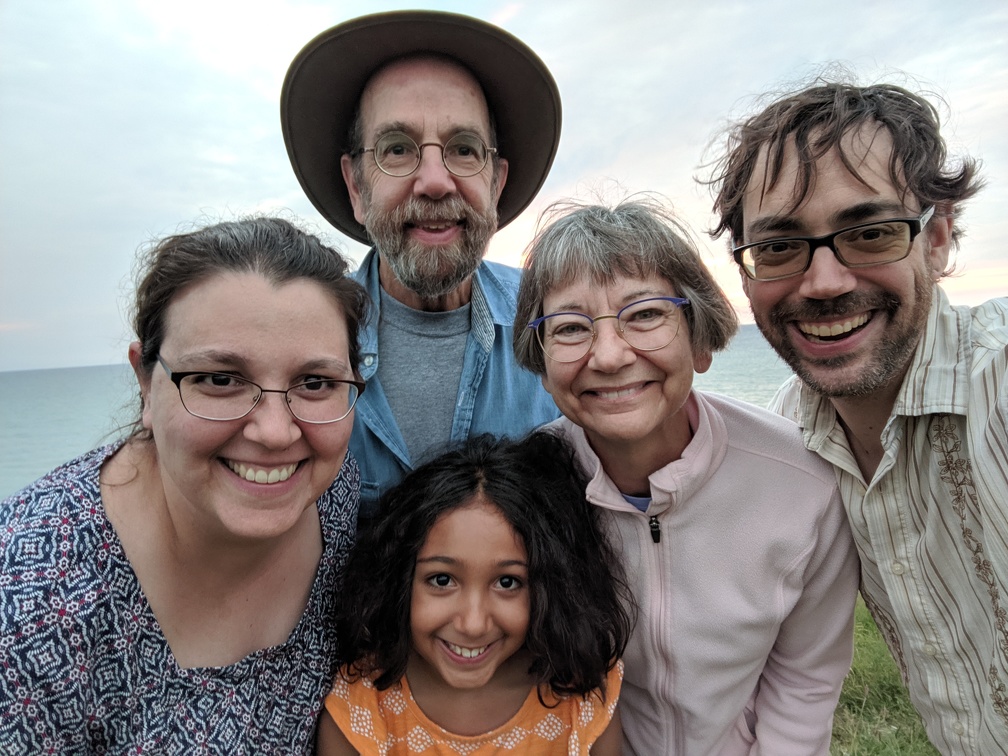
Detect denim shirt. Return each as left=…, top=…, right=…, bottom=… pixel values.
left=350, top=249, right=560, bottom=517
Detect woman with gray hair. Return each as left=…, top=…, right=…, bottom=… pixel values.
left=514, top=196, right=858, bottom=755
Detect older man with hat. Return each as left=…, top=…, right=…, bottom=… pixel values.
left=282, top=11, right=561, bottom=517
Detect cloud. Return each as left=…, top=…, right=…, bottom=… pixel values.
left=0, top=321, right=37, bottom=334
left=1, top=0, right=1005, bottom=371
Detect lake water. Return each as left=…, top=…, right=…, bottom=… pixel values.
left=0, top=324, right=792, bottom=499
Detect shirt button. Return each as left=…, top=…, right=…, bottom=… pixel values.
left=364, top=355, right=375, bottom=367
left=891, top=561, right=905, bottom=575
left=952, top=721, right=965, bottom=735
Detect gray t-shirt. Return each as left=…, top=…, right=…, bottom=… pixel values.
left=376, top=287, right=469, bottom=464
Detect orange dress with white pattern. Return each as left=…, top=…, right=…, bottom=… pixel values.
left=322, top=661, right=622, bottom=755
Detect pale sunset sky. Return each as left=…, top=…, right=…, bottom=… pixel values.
left=1, top=0, right=1005, bottom=371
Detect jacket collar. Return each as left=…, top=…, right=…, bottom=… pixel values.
left=550, top=391, right=726, bottom=516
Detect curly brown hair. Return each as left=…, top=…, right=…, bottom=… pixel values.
left=704, top=78, right=984, bottom=260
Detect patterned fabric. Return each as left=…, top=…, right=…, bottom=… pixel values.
left=323, top=661, right=622, bottom=754
left=0, top=441, right=360, bottom=755
left=771, top=289, right=1008, bottom=755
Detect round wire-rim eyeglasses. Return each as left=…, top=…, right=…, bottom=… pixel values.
left=355, top=131, right=498, bottom=178
left=528, top=296, right=690, bottom=363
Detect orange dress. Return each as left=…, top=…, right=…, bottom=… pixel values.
left=323, top=661, right=622, bottom=755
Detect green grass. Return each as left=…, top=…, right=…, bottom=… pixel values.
left=830, top=596, right=939, bottom=755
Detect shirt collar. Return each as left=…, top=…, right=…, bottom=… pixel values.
left=358, top=247, right=504, bottom=354
left=891, top=286, right=971, bottom=417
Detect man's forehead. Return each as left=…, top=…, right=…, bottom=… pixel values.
left=745, top=123, right=903, bottom=215
left=359, top=54, right=491, bottom=132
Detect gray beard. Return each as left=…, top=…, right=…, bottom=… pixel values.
left=364, top=195, right=497, bottom=301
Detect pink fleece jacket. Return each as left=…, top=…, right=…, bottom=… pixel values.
left=548, top=390, right=858, bottom=755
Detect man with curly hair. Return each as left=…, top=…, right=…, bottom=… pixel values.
left=707, top=79, right=1008, bottom=754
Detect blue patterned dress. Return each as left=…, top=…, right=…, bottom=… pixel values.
left=0, top=442, right=359, bottom=754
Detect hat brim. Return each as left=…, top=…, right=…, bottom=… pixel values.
left=281, top=10, right=562, bottom=245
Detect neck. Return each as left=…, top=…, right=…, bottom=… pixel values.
left=406, top=649, right=533, bottom=736
left=102, top=440, right=323, bottom=667
left=587, top=417, right=693, bottom=497
left=829, top=382, right=901, bottom=480
left=378, top=256, right=473, bottom=312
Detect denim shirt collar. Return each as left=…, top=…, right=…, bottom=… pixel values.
left=354, top=247, right=516, bottom=377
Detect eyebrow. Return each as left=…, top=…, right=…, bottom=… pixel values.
left=547, top=289, right=671, bottom=315
left=415, top=555, right=528, bottom=569
left=745, top=199, right=912, bottom=239
left=298, top=358, right=354, bottom=375
left=171, top=350, right=351, bottom=376
left=169, top=349, right=249, bottom=370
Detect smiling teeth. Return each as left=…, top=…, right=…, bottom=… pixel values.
left=446, top=642, right=488, bottom=658
left=596, top=387, right=637, bottom=399
left=798, top=312, right=870, bottom=338
left=226, top=461, right=297, bottom=484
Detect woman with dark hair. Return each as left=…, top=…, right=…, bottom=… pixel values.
left=317, top=432, right=634, bottom=755
left=514, top=196, right=859, bottom=755
left=0, top=217, right=367, bottom=753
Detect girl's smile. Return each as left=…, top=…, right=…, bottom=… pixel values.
left=408, top=497, right=530, bottom=692
left=442, top=640, right=493, bottom=659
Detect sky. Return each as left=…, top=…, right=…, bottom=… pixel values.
left=1, top=0, right=1006, bottom=372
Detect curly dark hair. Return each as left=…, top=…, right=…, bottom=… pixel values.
left=334, top=431, right=634, bottom=699
left=704, top=78, right=984, bottom=259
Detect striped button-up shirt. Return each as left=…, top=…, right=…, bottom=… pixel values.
left=770, top=287, right=1008, bottom=755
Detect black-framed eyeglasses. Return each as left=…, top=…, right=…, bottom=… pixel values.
left=355, top=131, right=497, bottom=177
left=732, top=205, right=936, bottom=281
left=157, top=355, right=364, bottom=424
left=528, top=297, right=690, bottom=363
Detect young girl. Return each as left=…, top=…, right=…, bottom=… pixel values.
left=316, top=432, right=634, bottom=755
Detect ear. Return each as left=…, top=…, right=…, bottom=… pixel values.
left=340, top=154, right=368, bottom=225
left=692, top=350, right=713, bottom=375
left=128, top=341, right=154, bottom=431
left=492, top=157, right=509, bottom=205
left=925, top=206, right=954, bottom=279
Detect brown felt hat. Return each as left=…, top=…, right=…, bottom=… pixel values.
left=280, top=10, right=562, bottom=245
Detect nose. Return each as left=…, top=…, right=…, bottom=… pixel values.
left=797, top=244, right=858, bottom=300
left=242, top=391, right=302, bottom=449
left=586, top=317, right=636, bottom=372
left=412, top=144, right=456, bottom=200
left=454, top=590, right=493, bottom=637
